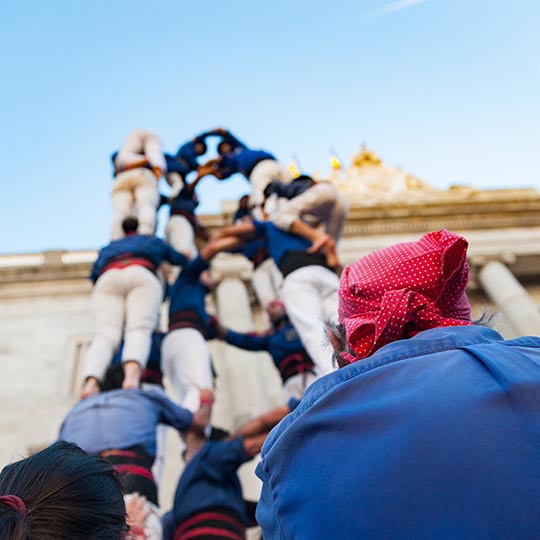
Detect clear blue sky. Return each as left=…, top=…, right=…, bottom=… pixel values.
left=1, top=0, right=539, bottom=253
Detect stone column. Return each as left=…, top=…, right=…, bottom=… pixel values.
left=478, top=259, right=540, bottom=337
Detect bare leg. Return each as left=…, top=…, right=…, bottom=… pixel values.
left=80, top=376, right=101, bottom=399
left=123, top=360, right=142, bottom=390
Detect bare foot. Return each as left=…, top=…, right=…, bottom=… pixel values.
left=122, top=360, right=142, bottom=390
left=80, top=377, right=100, bottom=399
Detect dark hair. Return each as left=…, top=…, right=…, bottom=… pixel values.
left=121, top=217, right=139, bottom=234
left=101, top=364, right=125, bottom=392
left=0, top=441, right=126, bottom=540
left=193, top=140, right=207, bottom=155
left=217, top=141, right=232, bottom=155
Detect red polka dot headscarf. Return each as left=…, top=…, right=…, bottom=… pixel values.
left=338, top=230, right=472, bottom=364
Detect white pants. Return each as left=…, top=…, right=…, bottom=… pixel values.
left=161, top=328, right=213, bottom=412
left=249, top=159, right=292, bottom=209
left=115, top=130, right=166, bottom=172
left=83, top=266, right=163, bottom=381
left=111, top=168, right=160, bottom=239
left=165, top=215, right=197, bottom=258
left=282, top=372, right=318, bottom=403
left=252, top=257, right=283, bottom=308
left=273, top=182, right=349, bottom=242
left=282, top=265, right=339, bottom=377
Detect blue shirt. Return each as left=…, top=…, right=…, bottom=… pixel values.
left=225, top=321, right=313, bottom=382
left=252, top=220, right=311, bottom=267
left=169, top=185, right=199, bottom=215
left=168, top=255, right=210, bottom=328
left=265, top=177, right=314, bottom=199
left=59, top=389, right=193, bottom=458
left=217, top=130, right=248, bottom=153
left=90, top=234, right=187, bottom=283
left=256, top=325, right=540, bottom=540
left=172, top=438, right=251, bottom=526
left=218, top=149, right=275, bottom=180
left=176, top=136, right=206, bottom=172
left=165, top=153, right=190, bottom=178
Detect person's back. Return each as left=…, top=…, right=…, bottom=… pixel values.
left=256, top=229, right=540, bottom=539
left=257, top=325, right=540, bottom=539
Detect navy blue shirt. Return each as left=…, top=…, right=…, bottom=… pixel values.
left=59, top=389, right=192, bottom=458
left=217, top=130, right=248, bottom=153
left=218, top=149, right=275, bottom=180
left=168, top=256, right=211, bottom=332
left=169, top=185, right=199, bottom=215
left=165, top=153, right=190, bottom=178
left=172, top=438, right=251, bottom=526
left=265, top=177, right=314, bottom=199
left=225, top=321, right=313, bottom=382
left=252, top=220, right=311, bottom=267
left=176, top=136, right=206, bottom=172
left=91, top=234, right=188, bottom=283
left=257, top=325, right=540, bottom=539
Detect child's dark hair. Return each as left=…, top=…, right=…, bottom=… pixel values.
left=0, top=441, right=126, bottom=540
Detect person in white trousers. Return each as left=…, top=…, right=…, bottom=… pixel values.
left=161, top=238, right=232, bottom=411
left=208, top=219, right=340, bottom=377
left=81, top=217, right=188, bottom=398
left=266, top=175, right=349, bottom=243
left=111, top=130, right=166, bottom=239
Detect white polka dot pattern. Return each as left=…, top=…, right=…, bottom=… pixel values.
left=338, top=230, right=473, bottom=362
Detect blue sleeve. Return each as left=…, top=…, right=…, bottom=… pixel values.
left=226, top=330, right=270, bottom=352
left=150, top=391, right=193, bottom=430
left=255, top=459, right=285, bottom=540
left=161, top=239, right=189, bottom=267
left=252, top=220, right=267, bottom=239
left=161, top=511, right=176, bottom=540
left=221, top=130, right=248, bottom=151
left=90, top=248, right=107, bottom=283
left=207, top=438, right=251, bottom=474
left=180, top=255, right=209, bottom=283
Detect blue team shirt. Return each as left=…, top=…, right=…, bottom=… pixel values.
left=90, top=234, right=188, bottom=283
left=165, top=153, right=190, bottom=177
left=252, top=220, right=311, bottom=266
left=59, top=389, right=192, bottom=458
left=168, top=255, right=210, bottom=323
left=172, top=438, right=251, bottom=526
left=225, top=322, right=312, bottom=381
left=219, top=149, right=275, bottom=179
left=256, top=325, right=540, bottom=539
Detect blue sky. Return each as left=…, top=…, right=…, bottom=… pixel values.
left=1, top=0, right=539, bottom=253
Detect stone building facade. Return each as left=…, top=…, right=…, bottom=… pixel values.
left=2, top=147, right=540, bottom=506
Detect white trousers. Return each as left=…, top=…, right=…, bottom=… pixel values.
left=83, top=266, right=163, bottom=381
left=115, top=129, right=166, bottom=172
left=273, top=182, right=349, bottom=241
left=251, top=257, right=283, bottom=308
left=282, top=372, right=318, bottom=403
left=165, top=215, right=197, bottom=258
left=161, top=328, right=213, bottom=412
left=282, top=265, right=339, bottom=377
left=111, top=168, right=160, bottom=239
left=249, top=159, right=292, bottom=208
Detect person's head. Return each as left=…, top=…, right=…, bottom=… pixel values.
left=237, top=194, right=251, bottom=211
left=332, top=229, right=472, bottom=367
left=121, top=217, right=139, bottom=235
left=217, top=140, right=233, bottom=155
left=267, top=300, right=287, bottom=326
left=193, top=140, right=207, bottom=156
left=0, top=441, right=126, bottom=540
